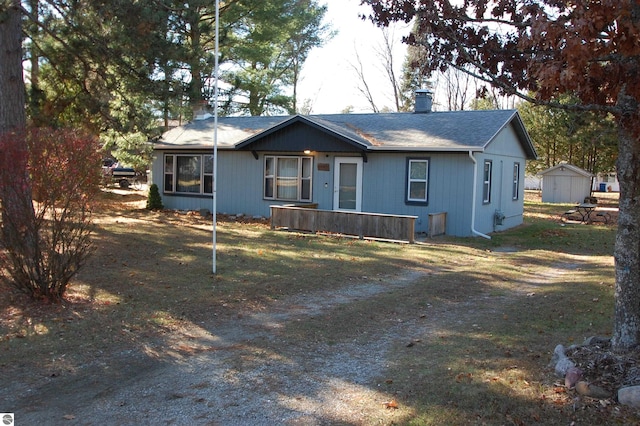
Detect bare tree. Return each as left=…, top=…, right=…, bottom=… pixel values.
left=433, top=67, right=474, bottom=111
left=376, top=28, right=404, bottom=111
left=349, top=46, right=380, bottom=113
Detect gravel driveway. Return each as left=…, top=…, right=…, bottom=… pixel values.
left=4, top=270, right=436, bottom=425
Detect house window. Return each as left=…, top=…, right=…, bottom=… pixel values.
left=406, top=158, right=429, bottom=204
left=163, top=154, right=214, bottom=195
left=482, top=160, right=492, bottom=204
left=512, top=163, right=520, bottom=200
left=264, top=155, right=312, bottom=202
left=164, top=155, right=174, bottom=192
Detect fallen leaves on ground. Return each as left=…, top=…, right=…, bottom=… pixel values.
left=383, top=399, right=399, bottom=409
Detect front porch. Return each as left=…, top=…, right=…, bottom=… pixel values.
left=270, top=205, right=418, bottom=243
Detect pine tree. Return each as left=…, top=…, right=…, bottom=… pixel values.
left=146, top=183, right=164, bottom=210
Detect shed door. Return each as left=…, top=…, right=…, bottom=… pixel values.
left=334, top=157, right=362, bottom=211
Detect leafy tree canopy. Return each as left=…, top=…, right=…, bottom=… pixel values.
left=23, top=0, right=331, bottom=136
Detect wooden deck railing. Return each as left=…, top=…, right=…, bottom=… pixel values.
left=428, top=212, right=447, bottom=237
left=270, top=205, right=418, bottom=243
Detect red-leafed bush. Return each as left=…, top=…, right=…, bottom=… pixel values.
left=0, top=128, right=102, bottom=302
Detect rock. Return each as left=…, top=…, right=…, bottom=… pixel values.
left=550, top=344, right=565, bottom=366
left=583, top=336, right=611, bottom=346
left=618, top=386, right=640, bottom=408
left=551, top=344, right=576, bottom=377
left=199, top=208, right=210, bottom=217
left=555, top=358, right=576, bottom=377
left=618, top=385, right=640, bottom=408
left=565, top=366, right=582, bottom=388
left=575, top=381, right=611, bottom=399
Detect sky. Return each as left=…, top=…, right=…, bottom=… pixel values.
left=295, top=0, right=412, bottom=114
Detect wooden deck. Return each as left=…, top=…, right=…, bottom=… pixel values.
left=270, top=205, right=418, bottom=243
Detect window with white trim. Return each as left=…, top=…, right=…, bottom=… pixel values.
left=163, top=154, right=214, bottom=195
left=264, top=155, right=312, bottom=202
left=406, top=158, right=429, bottom=204
left=482, top=160, right=492, bottom=204
left=512, top=162, right=520, bottom=200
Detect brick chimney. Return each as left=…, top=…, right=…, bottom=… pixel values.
left=414, top=89, right=433, bottom=113
left=192, top=100, right=211, bottom=120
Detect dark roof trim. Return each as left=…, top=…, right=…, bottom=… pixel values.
left=505, top=111, right=538, bottom=160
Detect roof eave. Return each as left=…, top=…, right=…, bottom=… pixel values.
left=366, top=146, right=483, bottom=152
left=153, top=143, right=235, bottom=151
left=511, top=111, right=538, bottom=160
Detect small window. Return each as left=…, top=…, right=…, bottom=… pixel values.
left=406, top=158, right=429, bottom=204
left=163, top=154, right=214, bottom=195
left=164, top=155, right=174, bottom=192
left=512, top=163, right=520, bottom=200
left=482, top=160, right=492, bottom=204
left=264, top=156, right=275, bottom=198
left=203, top=155, right=214, bottom=194
left=264, top=155, right=313, bottom=202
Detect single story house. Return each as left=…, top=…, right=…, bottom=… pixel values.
left=592, top=171, right=619, bottom=192
left=151, top=93, right=537, bottom=237
left=538, top=163, right=593, bottom=204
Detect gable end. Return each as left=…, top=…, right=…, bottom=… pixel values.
left=235, top=116, right=368, bottom=153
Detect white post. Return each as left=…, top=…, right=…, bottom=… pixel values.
left=212, top=0, right=220, bottom=274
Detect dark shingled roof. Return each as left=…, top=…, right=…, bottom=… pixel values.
left=155, top=110, right=536, bottom=159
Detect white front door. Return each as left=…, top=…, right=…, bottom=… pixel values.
left=334, top=157, right=362, bottom=211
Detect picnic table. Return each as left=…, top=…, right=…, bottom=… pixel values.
left=562, top=203, right=617, bottom=224
left=576, top=203, right=597, bottom=222
left=593, top=207, right=618, bottom=224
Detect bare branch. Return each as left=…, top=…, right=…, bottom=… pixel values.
left=349, top=46, right=379, bottom=113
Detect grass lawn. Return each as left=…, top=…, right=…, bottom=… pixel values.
left=1, top=189, right=637, bottom=424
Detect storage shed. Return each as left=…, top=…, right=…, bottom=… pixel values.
left=539, top=164, right=593, bottom=203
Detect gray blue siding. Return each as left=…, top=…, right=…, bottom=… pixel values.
left=474, top=123, right=528, bottom=234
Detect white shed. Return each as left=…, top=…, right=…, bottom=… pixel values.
left=539, top=164, right=593, bottom=204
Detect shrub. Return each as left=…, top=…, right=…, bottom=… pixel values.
left=146, top=183, right=163, bottom=210
left=0, top=128, right=102, bottom=302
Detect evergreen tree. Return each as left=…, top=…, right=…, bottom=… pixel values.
left=221, top=0, right=331, bottom=115
left=146, top=184, right=164, bottom=210
left=518, top=96, right=618, bottom=176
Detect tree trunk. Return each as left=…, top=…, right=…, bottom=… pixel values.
left=0, top=0, right=26, bottom=132
left=27, top=0, right=44, bottom=126
left=0, top=1, right=42, bottom=297
left=187, top=9, right=204, bottom=106
left=612, top=92, right=640, bottom=351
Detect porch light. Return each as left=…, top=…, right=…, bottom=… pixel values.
left=304, top=149, right=312, bottom=154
